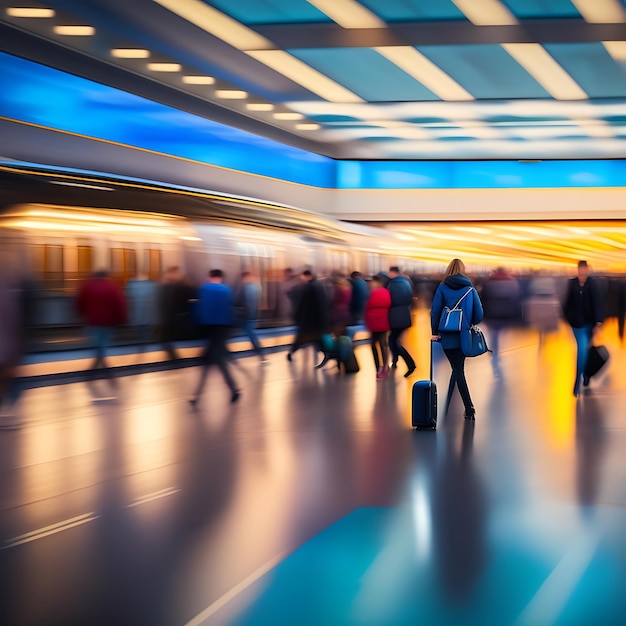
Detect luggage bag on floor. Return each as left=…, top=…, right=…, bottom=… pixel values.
left=337, top=335, right=359, bottom=374
left=412, top=340, right=437, bottom=429
left=584, top=344, right=609, bottom=379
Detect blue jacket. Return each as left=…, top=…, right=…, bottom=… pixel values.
left=196, top=282, right=233, bottom=326
left=350, top=278, right=369, bottom=322
left=431, top=274, right=484, bottom=350
left=387, top=275, right=414, bottom=330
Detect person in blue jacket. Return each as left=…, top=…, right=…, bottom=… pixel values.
left=431, top=259, right=484, bottom=420
left=387, top=266, right=416, bottom=377
left=190, top=269, right=240, bottom=407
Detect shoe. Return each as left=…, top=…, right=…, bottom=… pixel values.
left=583, top=375, right=590, bottom=387
left=376, top=370, right=383, bottom=380
left=404, top=366, right=416, bottom=378
left=391, top=361, right=398, bottom=369
left=188, top=397, right=198, bottom=410
left=464, top=407, right=476, bottom=420
left=231, top=390, right=241, bottom=404
left=286, top=352, right=293, bottom=362
left=380, top=368, right=389, bottom=380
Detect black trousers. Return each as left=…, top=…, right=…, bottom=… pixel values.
left=194, top=326, right=237, bottom=397
left=444, top=348, right=474, bottom=413
left=388, top=328, right=415, bottom=370
left=370, top=331, right=389, bottom=370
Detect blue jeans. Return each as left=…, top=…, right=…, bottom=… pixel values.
left=572, top=325, right=593, bottom=394
left=88, top=326, right=114, bottom=377
left=242, top=319, right=263, bottom=357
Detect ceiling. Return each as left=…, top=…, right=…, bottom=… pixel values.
left=2, top=0, right=626, bottom=159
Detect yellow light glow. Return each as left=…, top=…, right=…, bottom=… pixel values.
left=296, top=123, right=320, bottom=130
left=273, top=112, right=304, bottom=120
left=152, top=0, right=272, bottom=50
left=6, top=7, right=55, bottom=18
left=502, top=44, right=587, bottom=100
left=451, top=0, right=517, bottom=25
left=182, top=75, right=215, bottom=84
left=375, top=47, right=474, bottom=101
left=306, top=0, right=386, bottom=29
left=147, top=62, right=181, bottom=72
left=246, top=50, right=363, bottom=103
left=53, top=25, right=95, bottom=36
left=246, top=103, right=274, bottom=111
left=111, top=48, right=150, bottom=59
left=603, top=40, right=626, bottom=61
left=215, top=89, right=248, bottom=99
left=571, top=0, right=626, bottom=23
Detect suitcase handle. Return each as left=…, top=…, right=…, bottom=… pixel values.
left=430, top=337, right=438, bottom=381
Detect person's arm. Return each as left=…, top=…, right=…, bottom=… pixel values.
left=430, top=286, right=443, bottom=338
left=471, top=288, right=484, bottom=325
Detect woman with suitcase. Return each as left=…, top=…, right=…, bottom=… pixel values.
left=431, top=259, right=484, bottom=420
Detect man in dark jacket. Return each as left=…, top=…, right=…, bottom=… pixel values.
left=287, top=270, right=329, bottom=363
left=76, top=270, right=127, bottom=388
left=349, top=271, right=369, bottom=325
left=482, top=267, right=520, bottom=376
left=190, top=269, right=240, bottom=407
left=387, top=267, right=416, bottom=377
left=159, top=266, right=195, bottom=360
left=562, top=261, right=604, bottom=397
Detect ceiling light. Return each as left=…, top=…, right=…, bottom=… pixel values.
left=215, top=90, right=248, bottom=99
left=153, top=0, right=271, bottom=50
left=53, top=25, right=95, bottom=36
left=147, top=62, right=181, bottom=72
left=306, top=0, right=386, bottom=29
left=111, top=48, right=150, bottom=59
left=571, top=0, right=626, bottom=23
left=6, top=7, right=55, bottom=18
left=182, top=75, right=215, bottom=84
left=246, top=103, right=274, bottom=111
left=603, top=41, right=626, bottom=61
left=246, top=50, right=363, bottom=103
left=502, top=44, right=587, bottom=100
left=375, top=47, right=474, bottom=101
left=451, top=0, right=517, bottom=25
left=296, top=123, right=320, bottom=130
left=274, top=112, right=304, bottom=120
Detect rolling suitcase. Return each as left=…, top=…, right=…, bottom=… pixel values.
left=412, top=340, right=437, bottom=430
left=584, top=345, right=609, bottom=379
left=336, top=335, right=360, bottom=374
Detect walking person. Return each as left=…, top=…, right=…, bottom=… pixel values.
left=159, top=266, right=195, bottom=361
left=431, top=259, right=484, bottom=420
left=350, top=271, right=369, bottom=325
left=287, top=270, right=329, bottom=363
left=364, top=275, right=391, bottom=380
left=562, top=261, right=604, bottom=397
left=190, top=270, right=240, bottom=407
left=387, top=267, right=416, bottom=377
left=76, top=270, right=127, bottom=393
left=235, top=271, right=267, bottom=363
left=481, top=267, right=520, bottom=377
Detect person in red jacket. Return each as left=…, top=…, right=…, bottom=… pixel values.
left=364, top=275, right=391, bottom=379
left=76, top=270, right=127, bottom=389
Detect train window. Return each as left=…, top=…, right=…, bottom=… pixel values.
left=111, top=247, right=137, bottom=285
left=77, top=245, right=93, bottom=279
left=32, top=244, right=65, bottom=288
left=145, top=249, right=162, bottom=282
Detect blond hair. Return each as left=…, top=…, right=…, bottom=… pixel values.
left=444, top=258, right=466, bottom=278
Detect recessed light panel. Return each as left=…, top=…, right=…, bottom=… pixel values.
left=182, top=75, right=215, bottom=84
left=53, top=25, right=95, bottom=36
left=6, top=7, right=55, bottom=18
left=111, top=49, right=150, bottom=59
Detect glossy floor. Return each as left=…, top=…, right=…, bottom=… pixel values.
left=1, top=314, right=625, bottom=626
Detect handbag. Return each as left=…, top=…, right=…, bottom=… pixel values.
left=438, top=288, right=473, bottom=332
left=461, top=326, right=491, bottom=358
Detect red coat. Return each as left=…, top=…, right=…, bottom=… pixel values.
left=364, top=287, right=391, bottom=332
left=76, top=277, right=127, bottom=327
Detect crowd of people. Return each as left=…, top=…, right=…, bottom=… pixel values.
left=0, top=256, right=617, bottom=426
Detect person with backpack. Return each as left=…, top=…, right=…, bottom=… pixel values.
left=387, top=267, right=416, bottom=378
left=431, top=259, right=484, bottom=420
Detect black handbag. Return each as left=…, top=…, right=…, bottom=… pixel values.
left=461, top=326, right=491, bottom=357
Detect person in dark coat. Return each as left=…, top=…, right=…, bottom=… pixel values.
left=287, top=270, right=329, bottom=362
left=159, top=266, right=195, bottom=361
left=387, top=266, right=416, bottom=377
left=482, top=267, right=520, bottom=376
left=562, top=260, right=604, bottom=397
left=330, top=277, right=352, bottom=336
left=190, top=269, right=240, bottom=407
left=350, top=271, right=369, bottom=325
left=76, top=270, right=127, bottom=390
left=364, top=275, right=391, bottom=379
left=431, top=259, right=484, bottom=420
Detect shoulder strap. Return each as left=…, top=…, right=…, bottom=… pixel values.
left=450, top=287, right=473, bottom=311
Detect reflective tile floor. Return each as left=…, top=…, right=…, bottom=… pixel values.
left=1, top=314, right=626, bottom=626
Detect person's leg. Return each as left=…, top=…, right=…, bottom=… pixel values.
left=244, top=319, right=263, bottom=358
left=288, top=329, right=305, bottom=360
left=572, top=325, right=592, bottom=396
left=213, top=330, right=240, bottom=400
left=444, top=348, right=474, bottom=416
left=395, top=329, right=416, bottom=376
left=388, top=328, right=400, bottom=366
left=380, top=332, right=389, bottom=369
left=371, top=333, right=381, bottom=371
